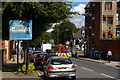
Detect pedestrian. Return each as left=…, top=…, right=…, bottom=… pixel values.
left=107, top=50, right=112, bottom=63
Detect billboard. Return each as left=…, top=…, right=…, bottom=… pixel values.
left=9, top=20, right=32, bottom=40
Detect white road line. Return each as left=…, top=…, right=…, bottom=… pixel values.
left=81, top=67, right=94, bottom=72
left=100, top=73, right=115, bottom=78
left=36, top=71, right=41, bottom=77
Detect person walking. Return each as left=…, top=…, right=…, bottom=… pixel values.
left=107, top=50, right=112, bottom=63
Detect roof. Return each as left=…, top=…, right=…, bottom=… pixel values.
left=85, top=0, right=97, bottom=9
left=85, top=2, right=90, bottom=9
left=73, top=27, right=85, bottom=38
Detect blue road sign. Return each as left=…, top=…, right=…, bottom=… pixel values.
left=9, top=20, right=32, bottom=40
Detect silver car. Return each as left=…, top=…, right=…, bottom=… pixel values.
left=44, top=56, right=76, bottom=80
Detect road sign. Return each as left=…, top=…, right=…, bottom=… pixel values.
left=9, top=20, right=32, bottom=40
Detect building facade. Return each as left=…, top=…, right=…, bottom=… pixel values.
left=116, top=1, right=120, bottom=37
left=101, top=1, right=117, bottom=39
left=85, top=0, right=120, bottom=60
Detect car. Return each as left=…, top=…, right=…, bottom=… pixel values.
left=34, top=53, right=47, bottom=67
left=43, top=56, right=76, bottom=80
left=41, top=54, right=58, bottom=69
left=29, top=51, right=42, bottom=63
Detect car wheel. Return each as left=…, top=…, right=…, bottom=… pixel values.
left=71, top=76, right=76, bottom=80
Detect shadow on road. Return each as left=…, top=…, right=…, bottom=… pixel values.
left=41, top=75, right=71, bottom=80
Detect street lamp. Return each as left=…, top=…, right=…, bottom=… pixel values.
left=84, top=41, right=86, bottom=57
left=57, top=29, right=59, bottom=44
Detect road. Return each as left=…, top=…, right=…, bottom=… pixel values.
left=36, top=58, right=119, bottom=80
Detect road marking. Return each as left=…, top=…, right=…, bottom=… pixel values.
left=100, top=73, right=115, bottom=78
left=81, top=67, right=93, bottom=72
left=36, top=71, right=41, bottom=77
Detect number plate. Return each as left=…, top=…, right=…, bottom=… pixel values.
left=58, top=67, right=68, bottom=70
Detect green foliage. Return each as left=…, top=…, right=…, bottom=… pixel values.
left=41, top=32, right=52, bottom=43
left=2, top=2, right=76, bottom=45
left=18, top=63, right=35, bottom=73
left=115, top=37, right=120, bottom=40
left=52, top=20, right=77, bottom=45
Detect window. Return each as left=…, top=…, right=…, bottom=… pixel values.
left=105, top=2, right=112, bottom=10
left=103, top=15, right=113, bottom=25
left=103, top=16, right=106, bottom=22
left=108, top=34, right=112, bottom=38
left=107, top=17, right=113, bottom=24
left=51, top=58, right=72, bottom=65
left=102, top=34, right=105, bottom=38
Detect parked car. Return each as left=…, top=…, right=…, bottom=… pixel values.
left=34, top=53, right=47, bottom=67
left=41, top=54, right=58, bottom=69
left=29, top=51, right=42, bottom=63
left=43, top=56, right=76, bottom=80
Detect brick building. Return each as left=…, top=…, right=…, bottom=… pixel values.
left=84, top=0, right=120, bottom=60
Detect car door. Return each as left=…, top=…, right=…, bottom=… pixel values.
left=44, top=58, right=51, bottom=74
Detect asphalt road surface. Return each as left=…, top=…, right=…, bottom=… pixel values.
left=37, top=58, right=119, bottom=80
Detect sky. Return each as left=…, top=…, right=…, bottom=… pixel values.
left=69, top=2, right=88, bottom=28
left=46, top=1, right=89, bottom=32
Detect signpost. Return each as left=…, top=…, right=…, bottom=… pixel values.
left=9, top=20, right=32, bottom=40
left=9, top=20, right=32, bottom=74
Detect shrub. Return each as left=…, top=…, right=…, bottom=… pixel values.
left=18, top=63, right=35, bottom=73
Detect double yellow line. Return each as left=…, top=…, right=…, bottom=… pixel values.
left=36, top=71, right=41, bottom=80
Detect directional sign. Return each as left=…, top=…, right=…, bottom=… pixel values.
left=9, top=20, right=32, bottom=40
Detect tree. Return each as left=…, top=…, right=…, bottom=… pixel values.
left=2, top=2, right=76, bottom=46
left=41, top=32, right=52, bottom=43
left=52, top=20, right=77, bottom=45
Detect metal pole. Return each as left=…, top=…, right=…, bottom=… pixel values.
left=84, top=42, right=85, bottom=58
left=24, top=41, right=26, bottom=63
left=17, top=40, right=19, bottom=73
left=26, top=41, right=29, bottom=74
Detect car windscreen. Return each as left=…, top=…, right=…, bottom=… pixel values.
left=33, top=52, right=41, bottom=55
left=51, top=58, right=72, bottom=65
left=37, top=54, right=47, bottom=57
left=37, top=55, right=43, bottom=58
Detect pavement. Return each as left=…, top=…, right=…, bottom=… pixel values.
left=78, top=57, right=120, bottom=68
left=75, top=51, right=120, bottom=68
left=2, top=55, right=39, bottom=79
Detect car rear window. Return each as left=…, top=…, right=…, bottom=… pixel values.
left=51, top=58, right=72, bottom=65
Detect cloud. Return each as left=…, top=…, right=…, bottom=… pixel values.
left=70, top=15, right=85, bottom=28
left=70, top=3, right=87, bottom=28
left=71, top=3, right=86, bottom=14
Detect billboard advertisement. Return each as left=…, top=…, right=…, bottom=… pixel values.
left=9, top=20, right=32, bottom=40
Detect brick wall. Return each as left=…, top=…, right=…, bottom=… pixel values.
left=0, top=41, right=5, bottom=49
left=94, top=40, right=120, bottom=60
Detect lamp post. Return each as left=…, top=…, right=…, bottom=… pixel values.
left=84, top=41, right=86, bottom=57
left=57, top=29, right=59, bottom=44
